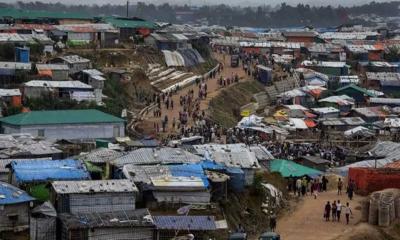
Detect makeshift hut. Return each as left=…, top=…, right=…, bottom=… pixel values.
left=9, top=159, right=90, bottom=201
left=30, top=201, right=57, bottom=240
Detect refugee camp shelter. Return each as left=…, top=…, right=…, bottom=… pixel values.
left=50, top=179, right=138, bottom=214
left=0, top=109, right=125, bottom=140
left=78, top=148, right=124, bottom=179
left=111, top=147, right=202, bottom=167
left=122, top=163, right=211, bottom=205
left=270, top=159, right=322, bottom=178
left=10, top=159, right=90, bottom=201
left=35, top=64, right=69, bottom=80
left=283, top=31, right=318, bottom=43
left=105, top=17, right=157, bottom=40
left=0, top=62, right=31, bottom=88
left=193, top=143, right=260, bottom=186
left=0, top=181, right=34, bottom=233
left=302, top=60, right=350, bottom=76
left=146, top=32, right=190, bottom=50
left=336, top=84, right=376, bottom=105
left=51, top=55, right=91, bottom=74
left=153, top=215, right=217, bottom=240
left=58, top=209, right=154, bottom=240
left=0, top=88, right=22, bottom=107
left=23, top=80, right=95, bottom=102
left=30, top=201, right=57, bottom=240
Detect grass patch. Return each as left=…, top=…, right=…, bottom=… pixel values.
left=209, top=81, right=265, bottom=128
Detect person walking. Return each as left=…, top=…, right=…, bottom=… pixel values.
left=338, top=178, right=343, bottom=195
left=347, top=180, right=355, bottom=200
left=324, top=201, right=331, bottom=222
left=296, top=178, right=302, bottom=197
left=336, top=200, right=342, bottom=222
left=344, top=202, right=353, bottom=225
left=322, top=176, right=328, bottom=192
left=269, top=214, right=277, bottom=232
left=331, top=201, right=337, bottom=221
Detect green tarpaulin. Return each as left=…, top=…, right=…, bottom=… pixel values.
left=270, top=159, right=322, bottom=178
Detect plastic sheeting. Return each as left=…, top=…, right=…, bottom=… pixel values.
left=162, top=50, right=185, bottom=67
left=162, top=49, right=205, bottom=67
left=335, top=141, right=400, bottom=175
left=344, top=126, right=374, bottom=138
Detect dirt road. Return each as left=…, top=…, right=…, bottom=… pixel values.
left=276, top=191, right=365, bottom=240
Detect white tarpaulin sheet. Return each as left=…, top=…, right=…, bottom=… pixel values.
left=289, top=118, right=308, bottom=129
left=344, top=126, right=374, bottom=138
left=163, top=50, right=185, bottom=67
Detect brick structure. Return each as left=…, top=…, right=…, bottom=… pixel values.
left=348, top=167, right=400, bottom=195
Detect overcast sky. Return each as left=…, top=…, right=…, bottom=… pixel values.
left=0, top=0, right=392, bottom=7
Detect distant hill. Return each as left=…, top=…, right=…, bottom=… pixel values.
left=1, top=1, right=399, bottom=27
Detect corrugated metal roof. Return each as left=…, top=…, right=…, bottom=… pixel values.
left=0, top=61, right=31, bottom=70
left=11, top=159, right=90, bottom=183
left=366, top=72, right=400, bottom=82
left=59, top=55, right=90, bottom=64
left=123, top=164, right=171, bottom=184
left=0, top=181, right=34, bottom=205
left=312, top=107, right=340, bottom=114
left=302, top=60, right=347, bottom=68
left=24, top=80, right=92, bottom=89
left=0, top=134, right=61, bottom=158
left=82, top=69, right=103, bottom=76
left=151, top=177, right=205, bottom=190
left=55, top=23, right=116, bottom=33
left=370, top=98, right=400, bottom=105
left=36, top=64, right=69, bottom=71
left=59, top=209, right=153, bottom=229
left=0, top=88, right=20, bottom=97
left=78, top=148, right=123, bottom=163
left=320, top=32, right=379, bottom=40
left=353, top=107, right=388, bottom=118
left=112, top=148, right=202, bottom=167
left=51, top=179, right=138, bottom=194
left=193, top=143, right=260, bottom=168
left=153, top=190, right=210, bottom=204
left=248, top=145, right=274, bottom=161
left=0, top=109, right=124, bottom=126
left=153, top=215, right=216, bottom=230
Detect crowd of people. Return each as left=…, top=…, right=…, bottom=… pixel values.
left=266, top=142, right=346, bottom=166
left=324, top=201, right=353, bottom=225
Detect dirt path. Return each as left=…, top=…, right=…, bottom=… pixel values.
left=276, top=191, right=366, bottom=240
left=139, top=52, right=252, bottom=135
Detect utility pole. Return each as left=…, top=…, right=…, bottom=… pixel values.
left=126, top=0, right=129, bottom=18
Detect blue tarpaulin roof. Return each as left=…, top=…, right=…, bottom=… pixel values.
left=153, top=215, right=217, bottom=230
left=199, top=160, right=226, bottom=171
left=169, top=164, right=209, bottom=188
left=0, top=181, right=34, bottom=205
left=11, top=159, right=90, bottom=183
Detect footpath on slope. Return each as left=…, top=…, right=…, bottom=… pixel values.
left=139, top=52, right=251, bottom=135
left=275, top=190, right=365, bottom=240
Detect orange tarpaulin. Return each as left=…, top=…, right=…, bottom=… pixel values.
left=304, top=119, right=317, bottom=128
left=38, top=69, right=52, bottom=77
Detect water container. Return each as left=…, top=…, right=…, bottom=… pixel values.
left=378, top=204, right=390, bottom=227
left=361, top=199, right=370, bottom=222
left=369, top=199, right=379, bottom=225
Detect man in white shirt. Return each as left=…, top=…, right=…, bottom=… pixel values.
left=344, top=202, right=353, bottom=224
left=336, top=200, right=342, bottom=222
